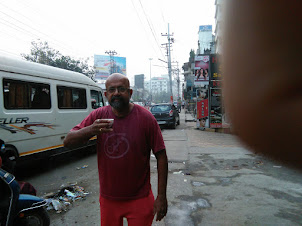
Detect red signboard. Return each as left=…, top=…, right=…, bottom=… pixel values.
left=197, top=99, right=208, bottom=119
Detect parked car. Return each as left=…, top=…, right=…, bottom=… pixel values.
left=150, top=103, right=180, bottom=129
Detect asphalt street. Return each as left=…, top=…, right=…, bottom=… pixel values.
left=18, top=110, right=302, bottom=225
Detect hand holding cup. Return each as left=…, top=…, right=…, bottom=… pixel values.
left=93, top=119, right=114, bottom=134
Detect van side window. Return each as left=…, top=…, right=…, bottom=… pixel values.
left=57, top=86, right=87, bottom=109
left=90, top=90, right=104, bottom=109
left=3, top=79, right=51, bottom=109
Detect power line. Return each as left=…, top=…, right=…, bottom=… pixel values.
left=154, top=0, right=166, bottom=24
left=130, top=0, right=162, bottom=59
left=0, top=7, right=72, bottom=54
left=0, top=49, right=22, bottom=58
left=0, top=27, right=30, bottom=46
left=138, top=0, right=165, bottom=59
left=2, top=1, right=92, bottom=57
left=0, top=17, right=40, bottom=39
left=0, top=9, right=76, bottom=55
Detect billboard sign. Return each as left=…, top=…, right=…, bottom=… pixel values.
left=194, top=55, right=210, bottom=86
left=94, top=55, right=127, bottom=81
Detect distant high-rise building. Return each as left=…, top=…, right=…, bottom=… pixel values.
left=197, top=25, right=213, bottom=54
left=134, top=74, right=144, bottom=89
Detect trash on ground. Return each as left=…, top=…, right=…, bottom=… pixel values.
left=44, top=184, right=89, bottom=213
left=192, top=181, right=205, bottom=187
left=255, top=161, right=263, bottom=165
left=173, top=170, right=183, bottom=175
left=76, top=165, right=88, bottom=170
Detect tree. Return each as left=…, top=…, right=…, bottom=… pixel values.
left=21, top=40, right=95, bottom=79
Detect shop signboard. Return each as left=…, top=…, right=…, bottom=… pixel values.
left=210, top=88, right=222, bottom=128
left=196, top=86, right=209, bottom=129
left=209, top=54, right=230, bottom=128
left=194, top=55, right=210, bottom=86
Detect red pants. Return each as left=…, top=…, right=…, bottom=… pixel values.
left=100, top=190, right=155, bottom=226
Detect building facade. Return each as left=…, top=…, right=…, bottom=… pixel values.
left=144, top=76, right=169, bottom=94
left=215, top=0, right=224, bottom=54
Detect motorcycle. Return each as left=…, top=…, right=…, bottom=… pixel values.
left=0, top=139, right=50, bottom=226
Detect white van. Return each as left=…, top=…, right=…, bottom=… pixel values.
left=0, top=55, right=104, bottom=165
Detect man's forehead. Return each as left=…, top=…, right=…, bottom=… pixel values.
left=106, top=76, right=129, bottom=88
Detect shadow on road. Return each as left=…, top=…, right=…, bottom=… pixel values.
left=15, top=146, right=97, bottom=180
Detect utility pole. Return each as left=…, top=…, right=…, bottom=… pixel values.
left=149, top=58, right=153, bottom=103
left=105, top=50, right=117, bottom=74
left=161, top=23, right=174, bottom=103
left=173, top=61, right=180, bottom=100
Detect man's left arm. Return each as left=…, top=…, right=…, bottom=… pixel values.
left=153, top=149, right=168, bottom=221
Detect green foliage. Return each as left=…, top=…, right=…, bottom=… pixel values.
left=21, top=40, right=95, bottom=79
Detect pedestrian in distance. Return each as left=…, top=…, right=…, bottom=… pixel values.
left=64, top=73, right=168, bottom=225
left=177, top=98, right=182, bottom=113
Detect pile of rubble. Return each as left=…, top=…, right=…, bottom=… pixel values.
left=44, top=183, right=89, bottom=213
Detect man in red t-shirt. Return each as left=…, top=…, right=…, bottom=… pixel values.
left=64, top=73, right=168, bottom=225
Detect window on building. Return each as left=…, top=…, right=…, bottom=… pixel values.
left=57, top=86, right=87, bottom=109
left=3, top=79, right=51, bottom=109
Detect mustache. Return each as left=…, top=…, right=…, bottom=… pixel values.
left=111, top=96, right=123, bottom=102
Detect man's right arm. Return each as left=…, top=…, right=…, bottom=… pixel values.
left=63, top=126, right=94, bottom=148
left=64, top=120, right=112, bottom=148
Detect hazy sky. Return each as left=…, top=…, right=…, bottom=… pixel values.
left=0, top=0, right=216, bottom=84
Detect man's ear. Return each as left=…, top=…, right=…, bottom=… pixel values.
left=104, top=91, right=107, bottom=98
left=129, top=89, right=133, bottom=97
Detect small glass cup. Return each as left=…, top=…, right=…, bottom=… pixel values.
left=100, top=119, right=114, bottom=128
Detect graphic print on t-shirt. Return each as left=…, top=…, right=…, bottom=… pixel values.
left=104, top=133, right=129, bottom=159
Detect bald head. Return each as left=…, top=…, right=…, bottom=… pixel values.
left=105, top=73, right=130, bottom=89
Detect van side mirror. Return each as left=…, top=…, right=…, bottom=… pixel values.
left=91, top=99, right=97, bottom=109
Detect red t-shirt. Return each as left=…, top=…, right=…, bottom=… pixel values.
left=71, top=104, right=166, bottom=200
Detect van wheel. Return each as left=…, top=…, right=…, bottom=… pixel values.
left=3, top=146, right=18, bottom=174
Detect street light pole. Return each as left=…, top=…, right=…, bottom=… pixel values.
left=149, top=58, right=153, bottom=103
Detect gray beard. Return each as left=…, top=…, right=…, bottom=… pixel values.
left=109, top=97, right=128, bottom=111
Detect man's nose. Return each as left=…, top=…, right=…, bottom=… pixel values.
left=113, top=88, right=120, bottom=94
